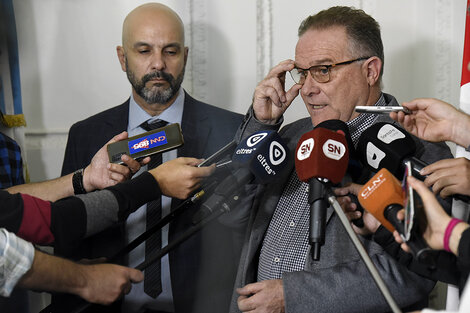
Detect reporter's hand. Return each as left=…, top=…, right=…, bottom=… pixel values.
left=420, top=157, right=470, bottom=198
left=150, top=157, right=215, bottom=199
left=252, top=60, right=301, bottom=124
left=393, top=212, right=411, bottom=253
left=389, top=98, right=470, bottom=146
left=237, top=279, right=285, bottom=313
left=75, top=263, right=143, bottom=305
left=334, top=183, right=381, bottom=235
left=402, top=176, right=451, bottom=251
left=83, top=131, right=150, bottom=191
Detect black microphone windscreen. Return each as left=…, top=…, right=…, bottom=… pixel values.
left=357, top=122, right=416, bottom=177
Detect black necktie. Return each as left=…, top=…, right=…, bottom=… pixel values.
left=140, top=118, right=168, bottom=298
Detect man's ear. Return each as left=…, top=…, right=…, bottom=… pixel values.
left=116, top=46, right=126, bottom=72
left=364, top=56, right=381, bottom=86
left=184, top=46, right=189, bottom=65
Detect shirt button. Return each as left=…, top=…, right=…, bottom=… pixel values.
left=289, top=221, right=295, bottom=227
left=274, top=257, right=280, bottom=263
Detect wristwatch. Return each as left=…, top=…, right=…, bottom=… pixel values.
left=72, top=168, right=87, bottom=194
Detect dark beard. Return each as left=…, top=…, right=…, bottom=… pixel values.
left=126, top=58, right=185, bottom=104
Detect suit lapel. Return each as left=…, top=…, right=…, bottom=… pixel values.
left=105, top=99, right=130, bottom=134
left=179, top=93, right=210, bottom=158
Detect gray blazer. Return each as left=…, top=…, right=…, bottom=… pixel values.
left=230, top=93, right=453, bottom=313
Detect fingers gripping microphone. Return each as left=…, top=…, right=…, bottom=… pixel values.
left=358, top=168, right=434, bottom=264
left=194, top=131, right=289, bottom=223
left=295, top=121, right=350, bottom=260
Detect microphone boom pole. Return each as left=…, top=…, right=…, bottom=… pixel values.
left=324, top=186, right=402, bottom=313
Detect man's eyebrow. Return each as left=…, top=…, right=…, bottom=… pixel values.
left=132, top=42, right=182, bottom=50
left=310, top=58, right=335, bottom=66
left=162, top=42, right=182, bottom=49
left=133, top=41, right=152, bottom=49
left=295, top=58, right=334, bottom=68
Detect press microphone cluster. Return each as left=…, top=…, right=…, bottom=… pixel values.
left=358, top=168, right=434, bottom=264
left=295, top=120, right=350, bottom=260
left=193, top=130, right=289, bottom=223
left=357, top=122, right=470, bottom=203
left=294, top=121, right=404, bottom=312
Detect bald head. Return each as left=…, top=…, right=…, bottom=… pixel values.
left=122, top=2, right=185, bottom=49
left=116, top=2, right=188, bottom=115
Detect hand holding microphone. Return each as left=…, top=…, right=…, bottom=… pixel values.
left=357, top=122, right=470, bottom=203
left=395, top=176, right=470, bottom=256
left=194, top=130, right=289, bottom=223
left=389, top=98, right=470, bottom=148
left=334, top=183, right=382, bottom=236
left=419, top=157, right=470, bottom=199
left=358, top=168, right=434, bottom=264
left=149, top=157, right=215, bottom=200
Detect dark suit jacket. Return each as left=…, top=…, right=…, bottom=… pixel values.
left=229, top=93, right=453, bottom=313
left=58, top=92, right=244, bottom=313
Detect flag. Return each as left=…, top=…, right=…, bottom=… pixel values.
left=461, top=0, right=470, bottom=111
left=448, top=1, right=470, bottom=310
left=0, top=0, right=25, bottom=128
left=0, top=0, right=29, bottom=183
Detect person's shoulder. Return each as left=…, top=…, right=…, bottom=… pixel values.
left=69, top=100, right=129, bottom=131
left=0, top=132, right=19, bottom=146
left=0, top=132, right=21, bottom=154
left=281, top=117, right=312, bottom=134
left=184, top=92, right=243, bottom=119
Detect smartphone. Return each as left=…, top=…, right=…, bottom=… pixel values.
left=355, top=106, right=410, bottom=114
left=107, top=123, right=184, bottom=164
left=401, top=160, right=415, bottom=242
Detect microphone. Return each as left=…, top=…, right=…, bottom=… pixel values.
left=358, top=168, right=434, bottom=264
left=107, top=123, right=184, bottom=164
left=295, top=121, right=350, bottom=260
left=193, top=130, right=289, bottom=223
left=357, top=122, right=470, bottom=202
left=356, top=122, right=422, bottom=178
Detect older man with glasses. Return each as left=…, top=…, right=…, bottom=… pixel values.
left=229, top=6, right=453, bottom=313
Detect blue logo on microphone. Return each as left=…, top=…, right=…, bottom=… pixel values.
left=128, top=131, right=168, bottom=155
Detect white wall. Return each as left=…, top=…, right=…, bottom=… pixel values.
left=14, top=0, right=467, bottom=181
left=10, top=0, right=468, bottom=310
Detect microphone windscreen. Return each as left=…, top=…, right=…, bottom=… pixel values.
left=315, top=119, right=364, bottom=182
left=315, top=119, right=354, bottom=153
left=357, top=122, right=416, bottom=176
left=295, top=127, right=349, bottom=184
left=358, top=168, right=404, bottom=233
left=232, top=130, right=289, bottom=184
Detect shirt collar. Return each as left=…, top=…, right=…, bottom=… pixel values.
left=346, top=93, right=386, bottom=145
left=128, top=88, right=184, bottom=135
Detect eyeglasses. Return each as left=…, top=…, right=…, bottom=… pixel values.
left=289, top=57, right=371, bottom=84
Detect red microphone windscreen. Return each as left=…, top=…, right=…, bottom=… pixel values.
left=295, top=127, right=349, bottom=184
left=358, top=168, right=404, bottom=233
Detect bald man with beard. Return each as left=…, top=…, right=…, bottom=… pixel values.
left=59, top=3, right=244, bottom=313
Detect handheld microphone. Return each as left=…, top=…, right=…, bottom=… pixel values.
left=107, top=123, right=184, bottom=164
left=193, top=130, right=289, bottom=223
left=357, top=122, right=421, bottom=178
left=357, top=122, right=470, bottom=202
left=358, top=168, right=434, bottom=264
left=295, top=121, right=349, bottom=260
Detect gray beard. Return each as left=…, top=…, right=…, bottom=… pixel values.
left=125, top=59, right=185, bottom=104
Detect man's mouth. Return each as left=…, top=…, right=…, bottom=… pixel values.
left=310, top=104, right=327, bottom=109
left=149, top=78, right=167, bottom=83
